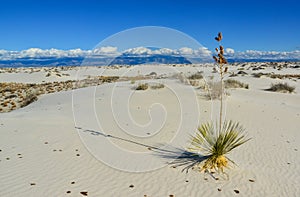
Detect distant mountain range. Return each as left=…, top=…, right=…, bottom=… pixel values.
left=1, top=46, right=299, bottom=67
left=0, top=54, right=299, bottom=67
left=0, top=55, right=194, bottom=67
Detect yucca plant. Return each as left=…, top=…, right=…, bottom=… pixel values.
left=188, top=32, right=250, bottom=174
left=189, top=121, right=250, bottom=173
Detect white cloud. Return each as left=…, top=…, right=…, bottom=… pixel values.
left=225, top=48, right=235, bottom=54
left=178, top=47, right=194, bottom=55
left=194, top=47, right=212, bottom=57
left=233, top=50, right=300, bottom=59
left=93, top=46, right=118, bottom=55
left=0, top=47, right=300, bottom=61
left=123, top=47, right=152, bottom=55
left=152, top=48, right=177, bottom=55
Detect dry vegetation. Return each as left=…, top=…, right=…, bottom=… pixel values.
left=0, top=76, right=119, bottom=112
left=188, top=72, right=203, bottom=80
left=224, top=79, right=249, bottom=89
left=135, top=83, right=149, bottom=90
left=252, top=72, right=300, bottom=79
left=205, top=81, right=229, bottom=100
left=266, top=82, right=295, bottom=93
left=151, top=83, right=165, bottom=89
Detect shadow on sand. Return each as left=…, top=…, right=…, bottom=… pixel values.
left=75, top=127, right=208, bottom=173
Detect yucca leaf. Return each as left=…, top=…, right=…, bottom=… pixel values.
left=188, top=120, right=250, bottom=173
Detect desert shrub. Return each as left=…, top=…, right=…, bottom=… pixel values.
left=135, top=83, right=149, bottom=90
left=189, top=80, right=201, bottom=87
left=224, top=79, right=249, bottom=89
left=229, top=73, right=238, bottom=77
left=171, top=73, right=189, bottom=85
left=20, top=90, right=38, bottom=108
left=151, top=83, right=164, bottom=89
left=205, top=81, right=229, bottom=100
left=100, top=76, right=119, bottom=83
left=237, top=71, right=248, bottom=75
left=266, top=82, right=295, bottom=93
left=188, top=72, right=203, bottom=80
left=252, top=72, right=265, bottom=78
left=5, top=94, right=17, bottom=99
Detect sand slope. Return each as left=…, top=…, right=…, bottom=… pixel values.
left=0, top=64, right=299, bottom=196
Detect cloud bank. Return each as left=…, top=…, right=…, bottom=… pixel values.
left=0, top=47, right=299, bottom=61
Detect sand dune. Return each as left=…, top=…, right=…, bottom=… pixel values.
left=0, top=63, right=299, bottom=196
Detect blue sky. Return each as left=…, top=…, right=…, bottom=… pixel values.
left=0, top=0, right=299, bottom=52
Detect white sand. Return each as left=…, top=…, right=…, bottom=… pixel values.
left=0, top=63, right=299, bottom=196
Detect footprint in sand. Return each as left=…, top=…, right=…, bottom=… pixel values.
left=80, top=191, right=88, bottom=196
left=234, top=189, right=240, bottom=194
left=129, top=184, right=134, bottom=189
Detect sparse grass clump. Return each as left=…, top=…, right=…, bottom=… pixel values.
left=224, top=79, right=249, bottom=89
left=20, top=90, right=38, bottom=108
left=99, top=76, right=119, bottom=83
left=135, top=83, right=149, bottom=90
left=252, top=73, right=300, bottom=79
left=252, top=72, right=265, bottom=78
left=188, top=72, right=203, bottom=80
left=206, top=81, right=228, bottom=100
left=266, top=82, right=295, bottom=93
left=151, top=83, right=165, bottom=89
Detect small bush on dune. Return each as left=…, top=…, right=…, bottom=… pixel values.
left=266, top=82, right=295, bottom=93
left=252, top=72, right=265, bottom=78
left=135, top=83, right=149, bottom=90
left=20, top=90, right=38, bottom=108
left=188, top=72, right=203, bottom=80
left=151, top=83, right=164, bottom=89
left=224, top=79, right=249, bottom=89
left=205, top=81, right=229, bottom=100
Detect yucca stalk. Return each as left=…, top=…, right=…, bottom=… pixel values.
left=188, top=33, right=250, bottom=174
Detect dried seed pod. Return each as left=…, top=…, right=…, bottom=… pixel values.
left=215, top=37, right=221, bottom=41
left=220, top=46, right=224, bottom=55
left=222, top=58, right=228, bottom=64
left=218, top=32, right=223, bottom=40
left=213, top=56, right=218, bottom=62
left=218, top=57, right=224, bottom=64
left=215, top=48, right=219, bottom=52
left=224, top=67, right=228, bottom=73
